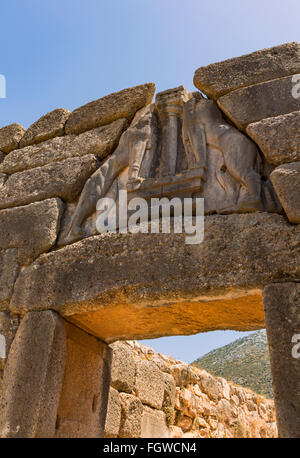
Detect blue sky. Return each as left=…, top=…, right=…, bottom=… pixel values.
left=1, top=0, right=299, bottom=362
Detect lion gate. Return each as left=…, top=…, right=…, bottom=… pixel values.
left=0, top=42, right=299, bottom=438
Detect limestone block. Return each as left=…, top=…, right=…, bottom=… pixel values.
left=247, top=111, right=300, bottom=165
left=0, top=249, right=19, bottom=311
left=218, top=377, right=231, bottom=400
left=65, top=83, right=155, bottom=135
left=218, top=76, right=300, bottom=130
left=194, top=42, right=300, bottom=99
left=109, top=341, right=136, bottom=393
left=217, top=399, right=238, bottom=426
left=163, top=372, right=176, bottom=408
left=198, top=372, right=223, bottom=402
left=0, top=155, right=99, bottom=209
left=10, top=213, right=300, bottom=341
left=0, top=198, right=63, bottom=265
left=169, top=363, right=198, bottom=388
left=175, top=387, right=204, bottom=418
left=119, top=393, right=143, bottom=438
left=0, top=119, right=128, bottom=174
left=20, top=109, right=70, bottom=148
left=135, top=360, right=165, bottom=409
left=55, top=321, right=112, bottom=438
left=141, top=406, right=170, bottom=438
left=0, top=312, right=20, bottom=370
left=104, top=387, right=121, bottom=438
left=263, top=283, right=300, bottom=438
left=270, top=162, right=300, bottom=223
left=0, top=311, right=67, bottom=438
left=0, top=123, right=26, bottom=153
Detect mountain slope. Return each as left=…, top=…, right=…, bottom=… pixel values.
left=192, top=330, right=273, bottom=399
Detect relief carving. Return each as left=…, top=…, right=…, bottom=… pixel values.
left=61, top=87, right=280, bottom=245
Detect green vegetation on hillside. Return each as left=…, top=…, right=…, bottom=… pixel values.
left=192, top=330, right=273, bottom=399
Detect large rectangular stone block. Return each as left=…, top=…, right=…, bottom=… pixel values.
left=55, top=321, right=112, bottom=438
left=0, top=198, right=63, bottom=265
left=109, top=341, right=136, bottom=393
left=0, top=155, right=99, bottom=209
left=104, top=387, right=121, bottom=438
left=0, top=119, right=128, bottom=174
left=119, top=393, right=143, bottom=438
left=218, top=76, right=300, bottom=130
left=0, top=311, right=67, bottom=438
left=141, top=406, right=170, bottom=438
left=10, top=214, right=300, bottom=341
left=194, top=42, right=300, bottom=99
left=65, top=83, right=155, bottom=135
left=135, top=360, right=165, bottom=409
left=263, top=283, right=300, bottom=438
left=247, top=111, right=300, bottom=165
left=19, top=108, right=70, bottom=148
left=0, top=124, right=26, bottom=154
left=270, top=162, right=300, bottom=223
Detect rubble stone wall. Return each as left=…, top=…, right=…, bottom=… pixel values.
left=105, top=341, right=277, bottom=438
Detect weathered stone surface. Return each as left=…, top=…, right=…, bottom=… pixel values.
left=104, top=387, right=121, bottom=438
left=109, top=341, right=136, bottom=393
left=169, top=364, right=198, bottom=388
left=0, top=124, right=26, bottom=154
left=218, top=76, right=300, bottom=130
left=55, top=321, right=112, bottom=438
left=247, top=111, right=300, bottom=165
left=0, top=155, right=99, bottom=209
left=0, top=312, right=20, bottom=370
left=65, top=83, right=156, bottom=135
left=175, top=387, right=204, bottom=418
left=135, top=360, right=165, bottom=409
left=194, top=42, right=300, bottom=99
left=119, top=393, right=143, bottom=438
left=0, top=152, right=4, bottom=163
left=10, top=213, right=300, bottom=341
left=0, top=249, right=19, bottom=311
left=163, top=372, right=176, bottom=408
left=263, top=283, right=300, bottom=438
left=270, top=162, right=300, bottom=223
left=141, top=406, right=170, bottom=438
left=19, top=109, right=70, bottom=148
left=198, top=372, right=223, bottom=402
left=0, top=119, right=128, bottom=174
left=0, top=311, right=66, bottom=438
left=0, top=198, right=63, bottom=265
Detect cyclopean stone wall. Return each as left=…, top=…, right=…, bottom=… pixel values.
left=0, top=42, right=299, bottom=438
left=105, top=341, right=277, bottom=438
left=194, top=42, right=300, bottom=224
